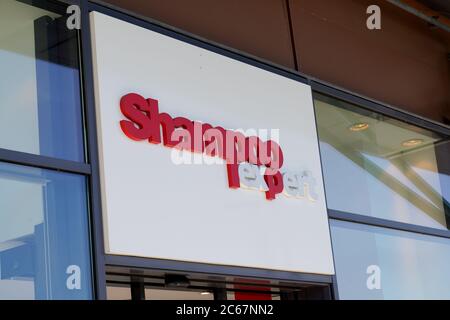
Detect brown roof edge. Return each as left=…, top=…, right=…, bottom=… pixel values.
left=386, top=0, right=450, bottom=32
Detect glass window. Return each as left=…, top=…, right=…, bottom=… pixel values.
left=0, top=162, right=92, bottom=299
left=0, top=0, right=84, bottom=161
left=330, top=219, right=450, bottom=299
left=314, top=93, right=450, bottom=230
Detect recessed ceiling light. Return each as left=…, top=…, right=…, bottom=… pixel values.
left=349, top=123, right=369, bottom=132
left=402, top=138, right=423, bottom=147
left=200, top=291, right=211, bottom=295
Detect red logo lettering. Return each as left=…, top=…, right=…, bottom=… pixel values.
left=119, top=93, right=316, bottom=201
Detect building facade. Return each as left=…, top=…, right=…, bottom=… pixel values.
left=0, top=0, right=449, bottom=300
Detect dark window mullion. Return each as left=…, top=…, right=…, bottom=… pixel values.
left=328, top=209, right=450, bottom=239
left=0, top=148, right=91, bottom=175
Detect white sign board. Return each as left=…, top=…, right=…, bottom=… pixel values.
left=90, top=12, right=334, bottom=275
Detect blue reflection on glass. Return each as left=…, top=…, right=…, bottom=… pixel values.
left=0, top=162, right=92, bottom=299
left=0, top=2, right=84, bottom=162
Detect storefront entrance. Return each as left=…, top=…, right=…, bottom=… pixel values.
left=105, top=265, right=332, bottom=300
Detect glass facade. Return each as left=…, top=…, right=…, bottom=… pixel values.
left=0, top=162, right=92, bottom=299
left=0, top=0, right=449, bottom=301
left=314, top=93, right=450, bottom=300
left=0, top=0, right=84, bottom=162
left=314, top=93, right=450, bottom=230
left=0, top=0, right=92, bottom=300
left=331, top=219, right=450, bottom=299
